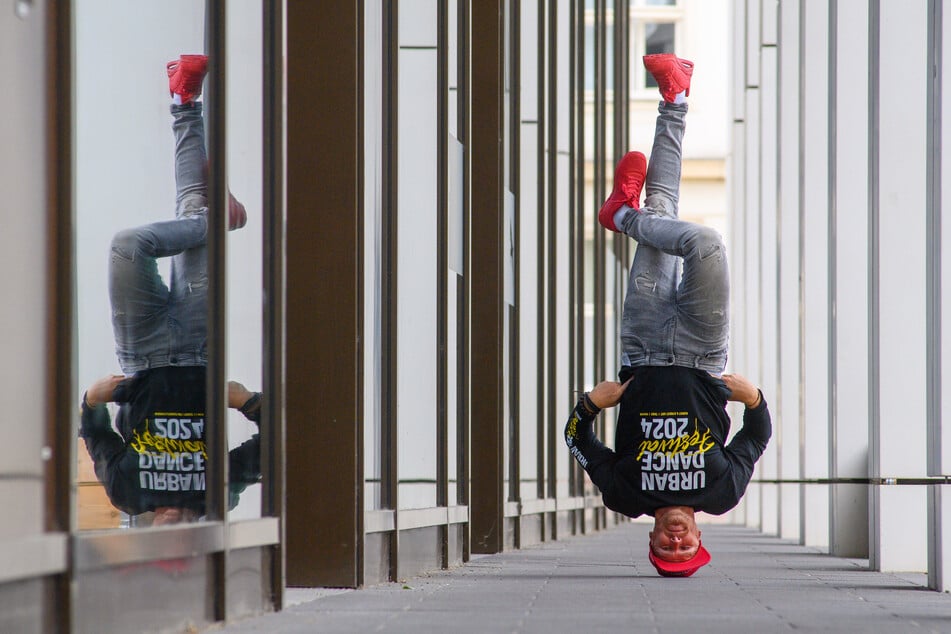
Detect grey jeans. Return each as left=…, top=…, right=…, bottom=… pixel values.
left=617, top=101, right=730, bottom=374
left=109, top=103, right=209, bottom=374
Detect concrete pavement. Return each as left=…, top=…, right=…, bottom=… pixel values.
left=209, top=522, right=951, bottom=633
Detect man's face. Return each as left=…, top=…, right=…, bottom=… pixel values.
left=649, top=507, right=702, bottom=562
left=151, top=506, right=197, bottom=526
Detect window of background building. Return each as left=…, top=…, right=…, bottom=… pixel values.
left=628, top=0, right=683, bottom=100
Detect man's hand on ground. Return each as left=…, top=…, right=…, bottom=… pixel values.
left=588, top=379, right=632, bottom=409
left=721, top=373, right=762, bottom=408
left=83, top=374, right=125, bottom=407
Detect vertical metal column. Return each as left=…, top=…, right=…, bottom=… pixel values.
left=927, top=0, right=945, bottom=591
left=593, top=0, right=605, bottom=392
left=261, top=0, right=286, bottom=606
left=613, top=0, right=628, bottom=274
left=569, top=0, right=585, bottom=524
left=457, top=0, right=472, bottom=562
left=867, top=0, right=882, bottom=569
left=204, top=0, right=229, bottom=620
left=381, top=0, right=399, bottom=582
left=509, top=0, right=529, bottom=536
left=47, top=0, right=74, bottom=629
left=592, top=0, right=606, bottom=530
left=827, top=0, right=839, bottom=552
left=469, top=0, right=506, bottom=555
left=533, top=0, right=548, bottom=531
left=508, top=0, right=523, bottom=548
left=545, top=0, right=560, bottom=540
left=285, top=0, right=365, bottom=587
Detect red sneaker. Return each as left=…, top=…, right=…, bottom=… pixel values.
left=598, top=151, right=647, bottom=233
left=228, top=193, right=247, bottom=231
left=167, top=54, right=209, bottom=104
left=643, top=54, right=694, bottom=103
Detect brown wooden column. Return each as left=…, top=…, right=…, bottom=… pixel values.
left=47, top=1, right=74, bottom=628
left=469, top=0, right=506, bottom=554
left=285, top=0, right=364, bottom=587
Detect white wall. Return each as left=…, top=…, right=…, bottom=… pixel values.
left=732, top=0, right=949, bottom=577
left=0, top=0, right=49, bottom=539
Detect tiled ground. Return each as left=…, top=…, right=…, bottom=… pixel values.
left=208, top=522, right=951, bottom=633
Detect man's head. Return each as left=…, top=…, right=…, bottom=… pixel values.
left=648, top=506, right=710, bottom=577
left=151, top=506, right=198, bottom=526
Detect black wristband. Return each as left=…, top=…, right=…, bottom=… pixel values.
left=80, top=391, right=100, bottom=410
left=580, top=392, right=601, bottom=416
left=747, top=389, right=764, bottom=410
left=240, top=392, right=263, bottom=423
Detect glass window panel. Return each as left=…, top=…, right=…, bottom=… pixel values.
left=504, top=305, right=514, bottom=500
left=447, top=274, right=460, bottom=506
left=503, top=193, right=514, bottom=500
left=518, top=126, right=540, bottom=502
left=364, top=0, right=385, bottom=511
left=397, top=45, right=439, bottom=510
left=585, top=22, right=595, bottom=92
left=555, top=156, right=572, bottom=502
left=226, top=0, right=265, bottom=524
left=447, top=137, right=464, bottom=507
left=74, top=1, right=266, bottom=529
left=606, top=11, right=615, bottom=92
left=75, top=1, right=213, bottom=530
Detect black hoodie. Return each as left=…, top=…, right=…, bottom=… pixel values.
left=80, top=366, right=261, bottom=517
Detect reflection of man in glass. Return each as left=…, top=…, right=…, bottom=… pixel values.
left=564, top=54, right=772, bottom=577
left=79, top=54, right=260, bottom=526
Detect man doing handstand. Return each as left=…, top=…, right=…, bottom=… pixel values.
left=565, top=54, right=772, bottom=577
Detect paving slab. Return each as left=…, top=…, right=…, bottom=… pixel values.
left=207, top=522, right=951, bottom=634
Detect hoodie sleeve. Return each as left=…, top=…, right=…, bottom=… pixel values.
left=79, top=396, right=126, bottom=485
left=723, top=392, right=772, bottom=474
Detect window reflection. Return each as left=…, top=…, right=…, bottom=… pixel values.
left=223, top=7, right=266, bottom=523
left=75, top=2, right=264, bottom=528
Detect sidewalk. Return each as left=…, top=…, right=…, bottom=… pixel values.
left=210, top=522, right=951, bottom=633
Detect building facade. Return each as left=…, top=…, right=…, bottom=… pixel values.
left=0, top=1, right=739, bottom=631
left=731, top=0, right=951, bottom=588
